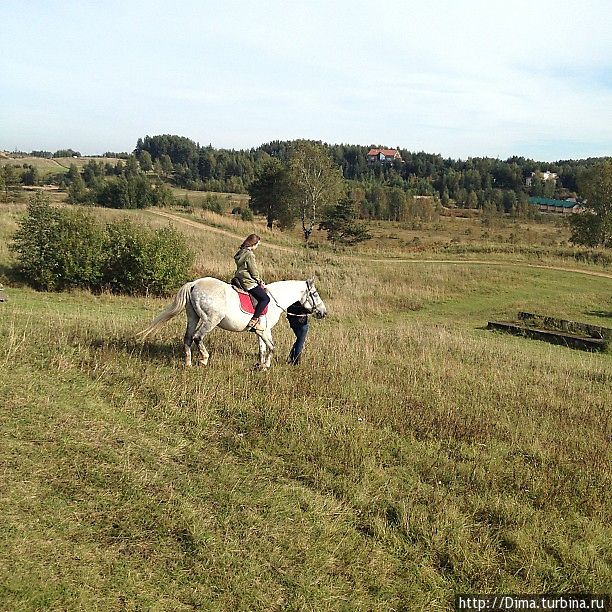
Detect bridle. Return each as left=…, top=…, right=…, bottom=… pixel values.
left=266, top=280, right=325, bottom=318
left=300, top=280, right=325, bottom=318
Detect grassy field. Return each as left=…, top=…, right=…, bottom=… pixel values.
left=0, top=155, right=125, bottom=180
left=170, top=187, right=250, bottom=209
left=0, top=197, right=611, bottom=610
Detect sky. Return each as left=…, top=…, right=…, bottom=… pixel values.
left=1, top=1, right=611, bottom=162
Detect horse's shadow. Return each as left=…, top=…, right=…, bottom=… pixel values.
left=89, top=335, right=253, bottom=365
left=89, top=337, right=181, bottom=365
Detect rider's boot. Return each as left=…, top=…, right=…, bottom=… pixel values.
left=248, top=317, right=264, bottom=332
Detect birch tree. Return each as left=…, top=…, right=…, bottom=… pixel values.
left=289, top=141, right=343, bottom=241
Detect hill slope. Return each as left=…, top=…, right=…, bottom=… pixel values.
left=0, top=204, right=610, bottom=610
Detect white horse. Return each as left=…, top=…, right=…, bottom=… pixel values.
left=139, top=277, right=327, bottom=369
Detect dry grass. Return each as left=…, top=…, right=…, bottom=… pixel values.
left=362, top=215, right=572, bottom=253
left=0, top=199, right=611, bottom=610
left=0, top=156, right=124, bottom=179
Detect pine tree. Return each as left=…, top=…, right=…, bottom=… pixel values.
left=319, top=199, right=372, bottom=246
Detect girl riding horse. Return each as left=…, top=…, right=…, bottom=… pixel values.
left=233, top=234, right=270, bottom=331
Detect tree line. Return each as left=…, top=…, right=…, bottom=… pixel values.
left=61, top=156, right=174, bottom=209
left=4, top=135, right=611, bottom=246
left=134, top=134, right=607, bottom=201
left=7, top=135, right=609, bottom=216
left=134, top=135, right=612, bottom=247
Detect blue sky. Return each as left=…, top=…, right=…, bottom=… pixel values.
left=1, top=0, right=611, bottom=161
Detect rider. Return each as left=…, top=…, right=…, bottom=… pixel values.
left=233, top=234, right=270, bottom=331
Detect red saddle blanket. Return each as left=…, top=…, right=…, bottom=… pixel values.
left=237, top=291, right=269, bottom=316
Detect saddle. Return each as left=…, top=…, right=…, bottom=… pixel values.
left=231, top=278, right=269, bottom=316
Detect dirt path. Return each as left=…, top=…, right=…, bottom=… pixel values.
left=147, top=209, right=612, bottom=280
left=51, top=158, right=71, bottom=169
left=148, top=209, right=295, bottom=252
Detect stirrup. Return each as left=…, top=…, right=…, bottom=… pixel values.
left=248, top=318, right=264, bottom=332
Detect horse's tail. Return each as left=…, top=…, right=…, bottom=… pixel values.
left=138, top=281, right=195, bottom=341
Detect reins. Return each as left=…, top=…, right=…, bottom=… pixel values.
left=265, top=288, right=288, bottom=313
left=265, top=281, right=318, bottom=317
left=265, top=289, right=310, bottom=317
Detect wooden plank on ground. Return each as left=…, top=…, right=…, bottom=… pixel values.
left=517, top=311, right=612, bottom=341
left=487, top=320, right=607, bottom=351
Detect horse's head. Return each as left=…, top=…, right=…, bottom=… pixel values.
left=301, top=277, right=327, bottom=319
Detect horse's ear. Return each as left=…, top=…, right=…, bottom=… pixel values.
left=308, top=275, right=317, bottom=284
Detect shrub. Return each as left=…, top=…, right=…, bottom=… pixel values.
left=319, top=199, right=372, bottom=246
left=10, top=194, right=193, bottom=296
left=10, top=193, right=105, bottom=290
left=202, top=194, right=226, bottom=215
left=102, top=220, right=193, bottom=295
left=96, top=175, right=156, bottom=209
left=67, top=175, right=92, bottom=204
left=240, top=206, right=254, bottom=221
left=153, top=183, right=176, bottom=207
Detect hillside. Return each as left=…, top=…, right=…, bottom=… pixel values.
left=0, top=154, right=125, bottom=179
left=0, top=200, right=610, bottom=610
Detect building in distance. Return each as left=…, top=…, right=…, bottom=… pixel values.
left=529, top=196, right=583, bottom=214
left=526, top=170, right=558, bottom=187
left=367, top=148, right=403, bottom=163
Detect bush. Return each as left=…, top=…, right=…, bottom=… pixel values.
left=153, top=183, right=175, bottom=207
left=10, top=193, right=105, bottom=290
left=240, top=206, right=254, bottom=221
left=96, top=175, right=157, bottom=209
left=319, top=199, right=372, bottom=246
left=202, top=194, right=226, bottom=215
left=103, top=221, right=194, bottom=295
left=10, top=193, right=193, bottom=296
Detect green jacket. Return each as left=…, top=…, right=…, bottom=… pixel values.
left=233, top=247, right=262, bottom=290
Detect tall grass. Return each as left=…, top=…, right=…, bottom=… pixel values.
left=0, top=203, right=611, bottom=610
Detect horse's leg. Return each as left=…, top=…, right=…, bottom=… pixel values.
left=255, top=335, right=266, bottom=369
left=192, top=313, right=224, bottom=366
left=193, top=337, right=209, bottom=366
left=183, top=302, right=198, bottom=367
left=263, top=331, right=275, bottom=369
left=253, top=329, right=275, bottom=353
left=255, top=331, right=275, bottom=370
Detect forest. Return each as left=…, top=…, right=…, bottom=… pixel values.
left=132, top=134, right=607, bottom=203
left=4, top=134, right=611, bottom=230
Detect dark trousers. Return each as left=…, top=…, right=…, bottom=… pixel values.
left=248, top=285, right=270, bottom=319
left=288, top=319, right=309, bottom=365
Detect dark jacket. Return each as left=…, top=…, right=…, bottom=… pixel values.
left=287, top=301, right=309, bottom=326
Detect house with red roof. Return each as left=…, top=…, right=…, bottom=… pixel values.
left=367, top=148, right=403, bottom=163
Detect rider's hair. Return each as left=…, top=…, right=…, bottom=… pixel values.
left=241, top=234, right=260, bottom=248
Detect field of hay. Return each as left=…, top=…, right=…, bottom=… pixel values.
left=0, top=196, right=610, bottom=610
left=0, top=154, right=125, bottom=179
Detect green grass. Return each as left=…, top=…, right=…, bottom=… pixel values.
left=0, top=202, right=611, bottom=610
